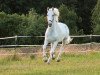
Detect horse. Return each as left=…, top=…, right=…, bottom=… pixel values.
left=43, top=7, right=72, bottom=64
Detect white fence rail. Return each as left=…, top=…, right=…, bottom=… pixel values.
left=0, top=35, right=100, bottom=47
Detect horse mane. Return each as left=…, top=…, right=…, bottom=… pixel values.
left=49, top=8, right=59, bottom=16
left=53, top=8, right=59, bottom=16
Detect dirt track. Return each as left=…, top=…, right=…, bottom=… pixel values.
left=0, top=43, right=100, bottom=55
left=65, top=43, right=100, bottom=52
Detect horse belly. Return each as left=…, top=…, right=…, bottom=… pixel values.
left=57, top=35, right=66, bottom=42
left=46, top=36, right=57, bottom=43
left=46, top=31, right=66, bottom=43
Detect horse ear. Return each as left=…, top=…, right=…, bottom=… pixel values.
left=47, top=7, right=49, bottom=11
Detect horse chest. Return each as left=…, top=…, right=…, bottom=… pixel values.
left=45, top=30, right=58, bottom=42
left=46, top=27, right=65, bottom=42
left=46, top=32, right=64, bottom=43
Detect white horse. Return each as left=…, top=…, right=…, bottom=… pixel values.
left=43, top=7, right=72, bottom=64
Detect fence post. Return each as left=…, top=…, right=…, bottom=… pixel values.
left=15, top=35, right=18, bottom=46
left=89, top=34, right=92, bottom=50
left=14, top=35, right=18, bottom=55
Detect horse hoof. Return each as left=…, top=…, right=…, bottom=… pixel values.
left=47, top=62, right=50, bottom=64
left=56, top=59, right=60, bottom=62
left=43, top=57, right=48, bottom=62
left=52, top=54, right=55, bottom=60
left=43, top=59, right=47, bottom=62
left=52, top=57, right=55, bottom=60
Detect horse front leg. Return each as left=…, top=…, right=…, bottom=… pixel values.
left=47, top=42, right=58, bottom=64
left=43, top=40, right=48, bottom=62
left=50, top=43, right=56, bottom=60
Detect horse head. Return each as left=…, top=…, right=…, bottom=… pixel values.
left=47, top=7, right=59, bottom=27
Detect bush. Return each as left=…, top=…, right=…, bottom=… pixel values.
left=0, top=9, right=46, bottom=45
left=1, top=6, right=92, bottom=45
left=0, top=12, right=28, bottom=37
left=0, top=12, right=29, bottom=45
left=92, top=0, right=100, bottom=34
left=18, top=9, right=46, bottom=45
left=26, top=8, right=46, bottom=36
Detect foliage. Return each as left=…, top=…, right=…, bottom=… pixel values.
left=0, top=9, right=44, bottom=36
left=0, top=0, right=78, bottom=14
left=19, top=9, right=46, bottom=44
left=0, top=12, right=27, bottom=37
left=0, top=0, right=99, bottom=44
left=92, top=0, right=100, bottom=34
left=76, top=0, right=97, bottom=34
left=0, top=0, right=33, bottom=14
left=0, top=0, right=97, bottom=35
left=26, top=8, right=46, bottom=36
left=0, top=9, right=46, bottom=45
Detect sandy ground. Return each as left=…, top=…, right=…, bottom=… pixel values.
left=0, top=43, right=100, bottom=56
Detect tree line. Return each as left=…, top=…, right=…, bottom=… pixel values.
left=0, top=0, right=100, bottom=44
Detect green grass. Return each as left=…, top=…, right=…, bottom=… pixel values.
left=0, top=52, right=100, bottom=75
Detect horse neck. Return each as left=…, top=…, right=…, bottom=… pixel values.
left=54, top=16, right=58, bottom=23
left=52, top=16, right=58, bottom=28
left=47, top=16, right=59, bottom=31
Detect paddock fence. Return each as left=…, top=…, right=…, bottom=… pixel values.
left=0, top=35, right=100, bottom=48
left=0, top=35, right=100, bottom=56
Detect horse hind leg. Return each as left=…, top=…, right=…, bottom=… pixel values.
left=56, top=39, right=66, bottom=62
left=56, top=37, right=73, bottom=62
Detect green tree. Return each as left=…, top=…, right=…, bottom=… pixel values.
left=0, top=0, right=34, bottom=14
left=20, top=9, right=46, bottom=44
left=0, top=12, right=27, bottom=37
left=76, top=0, right=97, bottom=34
left=25, top=8, right=46, bottom=36
left=0, top=9, right=46, bottom=44
left=92, top=0, right=100, bottom=34
left=0, top=0, right=98, bottom=36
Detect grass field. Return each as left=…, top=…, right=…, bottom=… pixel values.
left=0, top=51, right=100, bottom=75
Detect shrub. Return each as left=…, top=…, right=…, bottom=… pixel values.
left=0, top=12, right=28, bottom=37
left=26, top=9, right=46, bottom=36
left=92, top=0, right=100, bottom=34
left=0, top=8, right=47, bottom=45
left=18, top=9, right=46, bottom=45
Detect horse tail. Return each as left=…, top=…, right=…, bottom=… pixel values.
left=65, top=36, right=73, bottom=44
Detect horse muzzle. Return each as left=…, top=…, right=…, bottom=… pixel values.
left=48, top=24, right=52, bottom=27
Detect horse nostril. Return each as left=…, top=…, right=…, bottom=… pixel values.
left=48, top=24, right=52, bottom=27
left=49, top=20, right=52, bottom=22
